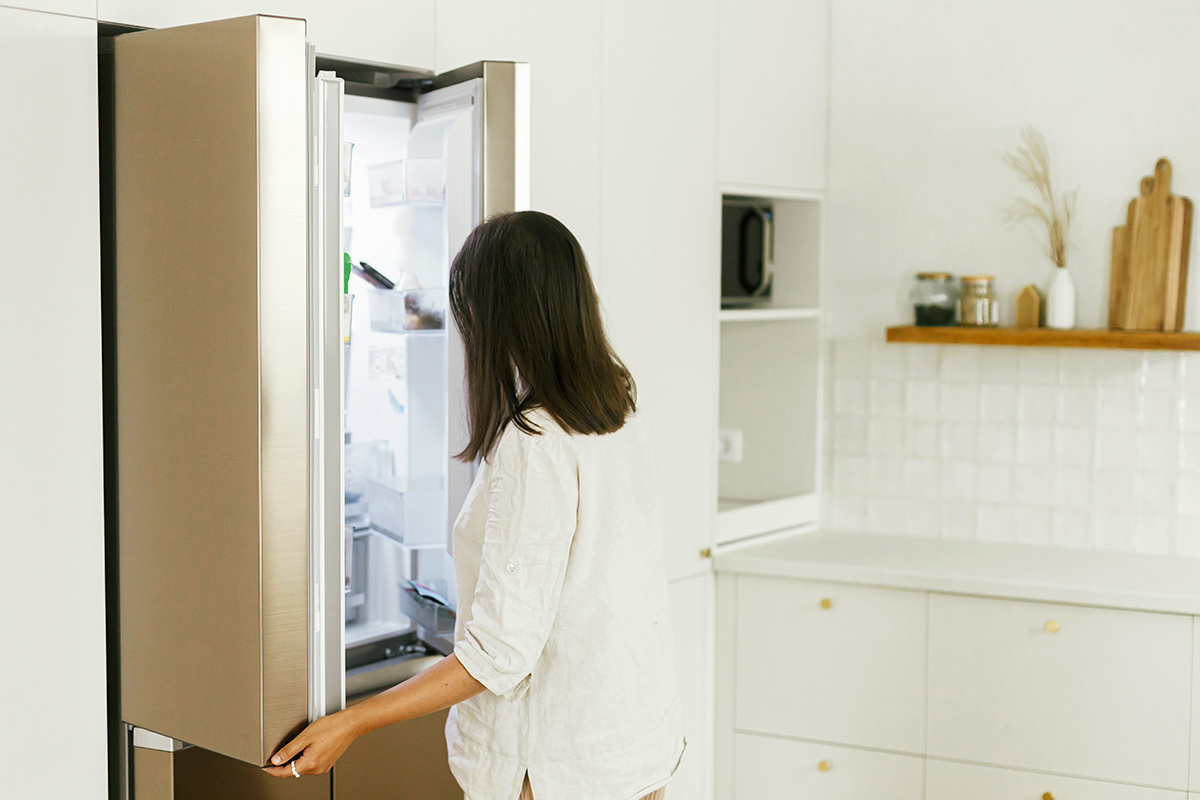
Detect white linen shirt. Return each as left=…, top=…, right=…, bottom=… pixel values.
left=446, top=408, right=685, bottom=800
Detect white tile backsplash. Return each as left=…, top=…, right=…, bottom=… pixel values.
left=827, top=341, right=1200, bottom=557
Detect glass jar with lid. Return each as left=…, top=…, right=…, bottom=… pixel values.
left=910, top=272, right=959, bottom=326
left=959, top=275, right=999, bottom=327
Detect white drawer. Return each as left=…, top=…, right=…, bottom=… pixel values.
left=926, top=759, right=1186, bottom=800
left=735, top=577, right=927, bottom=752
left=734, top=733, right=924, bottom=800
left=928, top=594, right=1192, bottom=789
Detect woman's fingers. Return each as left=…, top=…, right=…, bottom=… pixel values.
left=260, top=762, right=299, bottom=779
left=270, top=733, right=306, bottom=766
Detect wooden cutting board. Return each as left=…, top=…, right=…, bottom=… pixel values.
left=1117, top=159, right=1193, bottom=331
left=1108, top=175, right=1153, bottom=328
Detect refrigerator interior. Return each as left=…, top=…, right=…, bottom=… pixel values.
left=341, top=89, right=472, bottom=690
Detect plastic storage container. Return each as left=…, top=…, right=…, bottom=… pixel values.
left=368, top=288, right=446, bottom=333
left=368, top=158, right=447, bottom=206
left=366, top=475, right=447, bottom=545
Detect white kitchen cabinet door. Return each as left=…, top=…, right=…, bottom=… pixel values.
left=717, top=0, right=829, bottom=190
left=600, top=0, right=719, bottom=581
left=928, top=594, right=1192, bottom=790
left=669, top=574, right=714, bottom=800
left=734, top=733, right=923, bottom=800
left=98, top=0, right=436, bottom=68
left=435, top=0, right=602, bottom=269
left=735, top=577, right=927, bottom=753
left=0, top=7, right=106, bottom=798
left=927, top=759, right=1186, bottom=800
left=5, top=0, right=94, bottom=16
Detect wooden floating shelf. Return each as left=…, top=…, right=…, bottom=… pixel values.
left=886, top=325, right=1200, bottom=351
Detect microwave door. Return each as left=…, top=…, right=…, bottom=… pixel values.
left=415, top=62, right=531, bottom=547
left=114, top=15, right=312, bottom=767
left=310, top=63, right=347, bottom=720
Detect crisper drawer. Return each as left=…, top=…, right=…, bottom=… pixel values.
left=736, top=577, right=927, bottom=753
left=734, top=733, right=924, bottom=800
left=926, top=758, right=1186, bottom=800
left=927, top=594, right=1192, bottom=789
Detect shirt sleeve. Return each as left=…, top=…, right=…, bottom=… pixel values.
left=453, top=426, right=580, bottom=702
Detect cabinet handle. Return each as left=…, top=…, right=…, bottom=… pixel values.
left=819, top=598, right=833, bottom=610
left=817, top=761, right=832, bottom=772
left=1042, top=793, right=1054, bottom=800
left=1044, top=620, right=1061, bottom=634
left=699, top=548, right=712, bottom=558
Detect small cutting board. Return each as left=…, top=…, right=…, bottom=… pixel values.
left=1108, top=175, right=1153, bottom=329
left=1119, top=159, right=1193, bottom=331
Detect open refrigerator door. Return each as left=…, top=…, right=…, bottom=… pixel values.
left=339, top=63, right=529, bottom=700
left=309, top=53, right=347, bottom=722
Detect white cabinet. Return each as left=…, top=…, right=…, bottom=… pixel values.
left=734, top=733, right=924, bottom=800
left=927, top=594, right=1192, bottom=790
left=669, top=574, right=714, bottom=800
left=717, top=0, right=829, bottom=190
left=98, top=0, right=437, bottom=68
left=735, top=577, right=926, bottom=753
left=600, top=0, right=719, bottom=581
left=1, top=8, right=106, bottom=798
left=434, top=0, right=603, bottom=270
left=6, top=0, right=94, bottom=16
left=926, top=759, right=1186, bottom=800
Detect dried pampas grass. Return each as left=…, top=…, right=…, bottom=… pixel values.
left=1003, top=127, right=1077, bottom=269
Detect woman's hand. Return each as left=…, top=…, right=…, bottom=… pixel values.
left=261, top=709, right=362, bottom=779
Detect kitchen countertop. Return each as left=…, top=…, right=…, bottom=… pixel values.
left=714, top=530, right=1200, bottom=615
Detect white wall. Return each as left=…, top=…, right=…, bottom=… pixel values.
left=824, top=0, right=1200, bottom=556
left=0, top=7, right=108, bottom=799
left=99, top=0, right=437, bottom=67
left=828, top=0, right=1200, bottom=337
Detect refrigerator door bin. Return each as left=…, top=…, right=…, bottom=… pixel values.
left=367, top=288, right=447, bottom=333
left=400, top=582, right=457, bottom=636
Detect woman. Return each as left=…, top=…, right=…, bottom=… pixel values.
left=265, top=211, right=685, bottom=800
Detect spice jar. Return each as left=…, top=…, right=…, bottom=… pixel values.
left=910, top=272, right=958, bottom=326
left=959, top=275, right=999, bottom=327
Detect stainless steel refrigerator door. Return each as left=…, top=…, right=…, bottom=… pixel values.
left=115, top=15, right=312, bottom=766
left=420, top=62, right=531, bottom=546
left=310, top=64, right=346, bottom=722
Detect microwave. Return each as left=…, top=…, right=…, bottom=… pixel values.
left=721, top=196, right=774, bottom=307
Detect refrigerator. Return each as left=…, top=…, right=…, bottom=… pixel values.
left=107, top=14, right=529, bottom=799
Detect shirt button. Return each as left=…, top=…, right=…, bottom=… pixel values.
left=506, top=563, right=516, bottom=573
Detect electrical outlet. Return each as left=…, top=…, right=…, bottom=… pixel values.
left=718, top=428, right=744, bottom=463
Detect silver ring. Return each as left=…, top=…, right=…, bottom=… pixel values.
left=290, top=761, right=300, bottom=779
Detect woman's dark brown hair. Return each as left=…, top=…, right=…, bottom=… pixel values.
left=449, top=210, right=636, bottom=462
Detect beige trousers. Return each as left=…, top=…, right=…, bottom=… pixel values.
left=518, top=772, right=666, bottom=800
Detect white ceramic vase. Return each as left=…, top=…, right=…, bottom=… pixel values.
left=1046, top=267, right=1076, bottom=329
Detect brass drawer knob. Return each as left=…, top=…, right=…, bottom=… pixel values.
left=1044, top=620, right=1061, bottom=634
left=1042, top=793, right=1054, bottom=800
left=699, top=548, right=712, bottom=558
left=818, top=760, right=832, bottom=772
left=819, top=598, right=833, bottom=610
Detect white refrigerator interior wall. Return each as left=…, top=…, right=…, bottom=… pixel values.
left=0, top=6, right=108, bottom=799
left=825, top=0, right=1200, bottom=556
